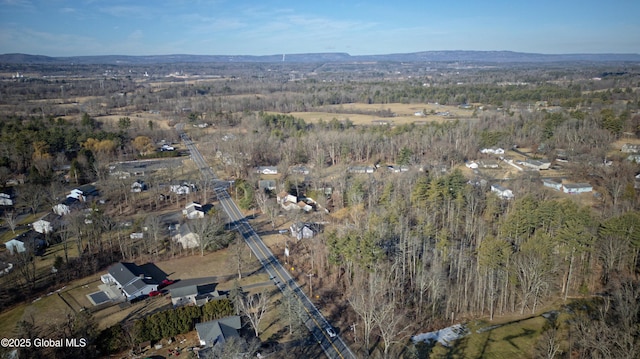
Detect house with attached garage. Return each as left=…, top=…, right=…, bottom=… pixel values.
left=100, top=262, right=162, bottom=301
left=169, top=282, right=226, bottom=307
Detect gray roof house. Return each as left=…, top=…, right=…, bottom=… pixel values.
left=290, top=222, right=320, bottom=240
left=195, top=316, right=242, bottom=348
left=169, top=283, right=225, bottom=307
left=542, top=178, right=563, bottom=191
left=172, top=223, right=200, bottom=249
left=100, top=262, right=160, bottom=300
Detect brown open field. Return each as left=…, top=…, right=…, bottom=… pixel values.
left=283, top=102, right=477, bottom=125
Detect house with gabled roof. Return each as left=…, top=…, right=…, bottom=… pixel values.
left=68, top=184, right=99, bottom=202
left=183, top=202, right=206, bottom=219
left=290, top=222, right=320, bottom=240
left=195, top=316, right=242, bottom=348
left=32, top=213, right=61, bottom=234
left=53, top=197, right=80, bottom=216
left=172, top=223, right=200, bottom=249
left=169, top=282, right=226, bottom=307
left=542, top=178, right=563, bottom=191
left=491, top=184, right=514, bottom=200
left=100, top=262, right=161, bottom=300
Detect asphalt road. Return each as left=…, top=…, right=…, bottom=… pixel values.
left=176, top=124, right=356, bottom=359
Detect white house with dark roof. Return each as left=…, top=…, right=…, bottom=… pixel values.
left=32, top=213, right=61, bottom=234
left=183, top=202, right=206, bottom=219
left=68, top=184, right=99, bottom=202
left=100, top=262, right=159, bottom=300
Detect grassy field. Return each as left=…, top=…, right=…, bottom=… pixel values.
left=273, top=102, right=477, bottom=126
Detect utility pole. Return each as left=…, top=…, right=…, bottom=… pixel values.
left=306, top=272, right=314, bottom=298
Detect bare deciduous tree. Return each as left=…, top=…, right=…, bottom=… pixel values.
left=239, top=289, right=270, bottom=337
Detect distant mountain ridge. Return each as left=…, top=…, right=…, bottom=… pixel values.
left=1, top=51, right=639, bottom=64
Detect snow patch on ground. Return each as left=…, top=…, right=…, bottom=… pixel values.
left=412, top=324, right=469, bottom=347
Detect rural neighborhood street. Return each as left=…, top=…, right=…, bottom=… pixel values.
left=177, top=124, right=356, bottom=359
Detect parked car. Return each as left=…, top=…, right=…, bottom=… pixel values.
left=149, top=290, right=162, bottom=297
left=325, top=326, right=337, bottom=338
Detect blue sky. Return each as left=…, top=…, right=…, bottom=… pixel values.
left=1, top=0, right=639, bottom=56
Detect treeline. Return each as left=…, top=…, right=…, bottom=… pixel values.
left=88, top=299, right=233, bottom=357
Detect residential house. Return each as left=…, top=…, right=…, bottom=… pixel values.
left=290, top=222, right=320, bottom=240
left=172, top=223, right=200, bottom=249
left=255, top=166, right=278, bottom=175
left=195, top=316, right=242, bottom=348
left=387, top=165, right=410, bottom=173
left=628, top=154, right=640, bottom=163
left=68, top=184, right=99, bottom=202
left=480, top=147, right=505, bottom=155
left=183, top=202, right=206, bottom=219
left=290, top=166, right=310, bottom=175
left=0, top=193, right=13, bottom=206
left=634, top=174, right=640, bottom=189
left=5, top=231, right=46, bottom=256
left=520, top=159, right=551, bottom=170
left=542, top=178, right=563, bottom=191
left=277, top=191, right=299, bottom=211
left=562, top=183, right=593, bottom=194
left=258, top=180, right=276, bottom=192
left=130, top=180, right=148, bottom=193
left=170, top=182, right=196, bottom=195
left=348, top=166, right=375, bottom=174
left=478, top=160, right=500, bottom=169
left=5, top=238, right=26, bottom=255
left=491, top=184, right=514, bottom=200
left=621, top=143, right=640, bottom=153
left=53, top=197, right=80, bottom=216
left=169, top=283, right=226, bottom=307
left=100, top=262, right=161, bottom=300
left=32, top=213, right=60, bottom=234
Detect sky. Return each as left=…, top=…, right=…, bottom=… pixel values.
left=0, top=0, right=639, bottom=57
